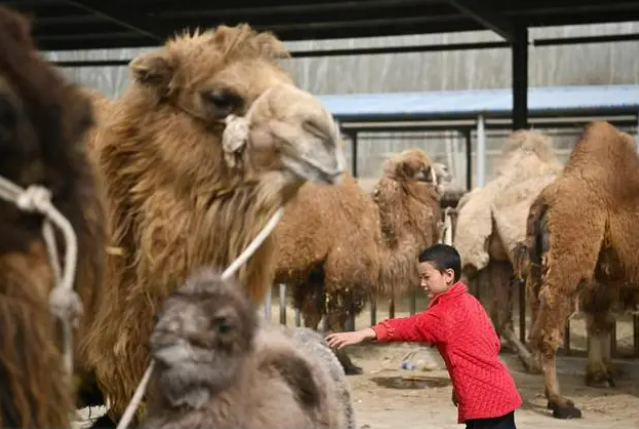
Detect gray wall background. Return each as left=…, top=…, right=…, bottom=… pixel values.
left=45, top=22, right=639, bottom=186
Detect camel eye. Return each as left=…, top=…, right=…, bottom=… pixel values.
left=211, top=316, right=233, bottom=334
left=202, top=89, right=242, bottom=117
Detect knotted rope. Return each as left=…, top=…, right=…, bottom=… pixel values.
left=0, top=176, right=83, bottom=378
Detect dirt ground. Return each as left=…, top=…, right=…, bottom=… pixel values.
left=343, top=343, right=639, bottom=429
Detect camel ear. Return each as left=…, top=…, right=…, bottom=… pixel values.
left=130, top=51, right=174, bottom=95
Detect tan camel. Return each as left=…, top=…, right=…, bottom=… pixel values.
left=78, top=24, right=345, bottom=426
left=273, top=148, right=443, bottom=374
left=0, top=5, right=105, bottom=427
left=453, top=130, right=563, bottom=360
left=517, top=122, right=639, bottom=419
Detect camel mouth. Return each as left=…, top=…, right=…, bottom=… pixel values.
left=282, top=153, right=344, bottom=186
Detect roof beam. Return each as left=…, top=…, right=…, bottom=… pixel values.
left=445, top=0, right=514, bottom=41
left=62, top=0, right=164, bottom=42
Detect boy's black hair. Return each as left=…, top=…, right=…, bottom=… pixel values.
left=418, top=244, right=461, bottom=282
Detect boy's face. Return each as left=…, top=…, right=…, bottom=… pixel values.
left=417, top=262, right=455, bottom=299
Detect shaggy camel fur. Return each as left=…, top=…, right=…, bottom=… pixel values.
left=453, top=130, right=562, bottom=359
left=273, top=148, right=442, bottom=374
left=141, top=269, right=354, bottom=429
left=517, top=122, right=639, bottom=419
left=79, top=24, right=345, bottom=425
left=0, top=5, right=104, bottom=427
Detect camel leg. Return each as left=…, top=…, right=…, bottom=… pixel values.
left=585, top=313, right=616, bottom=388
left=530, top=289, right=582, bottom=419
left=488, top=261, right=533, bottom=368
left=524, top=263, right=543, bottom=374
left=292, top=274, right=326, bottom=331
left=326, top=309, right=363, bottom=375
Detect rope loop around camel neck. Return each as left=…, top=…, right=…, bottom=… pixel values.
left=115, top=206, right=285, bottom=429
left=0, top=175, right=82, bottom=378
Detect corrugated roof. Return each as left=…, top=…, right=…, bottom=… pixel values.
left=317, top=85, right=639, bottom=120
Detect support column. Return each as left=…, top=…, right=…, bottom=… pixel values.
left=512, top=26, right=529, bottom=131
left=476, top=115, right=486, bottom=188
left=463, top=128, right=472, bottom=190
left=351, top=132, right=358, bottom=177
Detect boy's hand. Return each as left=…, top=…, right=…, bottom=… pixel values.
left=325, top=328, right=376, bottom=349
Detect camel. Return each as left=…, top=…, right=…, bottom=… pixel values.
left=453, top=130, right=562, bottom=360
left=273, top=148, right=443, bottom=374
left=0, top=5, right=105, bottom=427
left=78, top=24, right=345, bottom=426
left=141, top=268, right=354, bottom=429
left=516, top=122, right=639, bottom=419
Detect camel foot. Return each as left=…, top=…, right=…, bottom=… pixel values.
left=547, top=397, right=582, bottom=419
left=586, top=362, right=616, bottom=388
left=87, top=414, right=117, bottom=429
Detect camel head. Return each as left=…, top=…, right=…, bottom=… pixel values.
left=380, top=148, right=440, bottom=191
left=128, top=24, right=345, bottom=191
left=150, top=269, right=256, bottom=407
left=502, top=129, right=556, bottom=163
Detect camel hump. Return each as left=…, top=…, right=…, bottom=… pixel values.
left=257, top=344, right=323, bottom=410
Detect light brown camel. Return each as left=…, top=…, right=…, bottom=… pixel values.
left=141, top=268, right=354, bottom=429
left=453, top=130, right=562, bottom=360
left=516, top=121, right=639, bottom=419
left=273, top=148, right=443, bottom=374
left=0, top=5, right=105, bottom=427
left=78, top=24, right=345, bottom=426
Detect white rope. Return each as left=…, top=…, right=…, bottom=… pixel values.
left=0, top=176, right=82, bottom=377
left=115, top=206, right=285, bottom=429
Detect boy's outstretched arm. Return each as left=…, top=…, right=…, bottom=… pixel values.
left=372, top=310, right=447, bottom=344
left=325, top=328, right=376, bottom=349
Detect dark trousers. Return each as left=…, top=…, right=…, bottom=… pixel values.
left=465, top=411, right=517, bottom=429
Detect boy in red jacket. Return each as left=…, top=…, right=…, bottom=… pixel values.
left=326, top=244, right=522, bottom=429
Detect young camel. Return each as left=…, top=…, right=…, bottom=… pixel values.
left=78, top=24, right=345, bottom=426
left=141, top=268, right=355, bottom=429
left=273, top=148, right=443, bottom=374
left=519, top=122, right=639, bottom=419
left=0, top=5, right=105, bottom=427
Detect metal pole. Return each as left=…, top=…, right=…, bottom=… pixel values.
left=463, top=128, right=473, bottom=190
left=476, top=115, right=486, bottom=188
left=264, top=286, right=272, bottom=321
left=351, top=132, right=358, bottom=177
left=512, top=27, right=529, bottom=131
left=279, top=283, right=287, bottom=325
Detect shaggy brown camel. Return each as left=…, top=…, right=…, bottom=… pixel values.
left=517, top=122, right=639, bottom=419
left=453, top=130, right=562, bottom=361
left=78, top=24, right=345, bottom=426
left=273, top=148, right=442, bottom=374
left=0, top=5, right=104, bottom=427
left=141, top=268, right=354, bottom=429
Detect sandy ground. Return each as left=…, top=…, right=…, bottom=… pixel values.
left=345, top=343, right=639, bottom=429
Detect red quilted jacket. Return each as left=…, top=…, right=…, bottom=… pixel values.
left=371, top=282, right=522, bottom=423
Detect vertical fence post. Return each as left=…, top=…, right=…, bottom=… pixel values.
left=388, top=297, right=395, bottom=319
left=294, top=309, right=301, bottom=327
left=279, top=283, right=287, bottom=325
left=370, top=296, right=377, bottom=326
left=264, top=286, right=272, bottom=322
left=519, top=278, right=526, bottom=344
